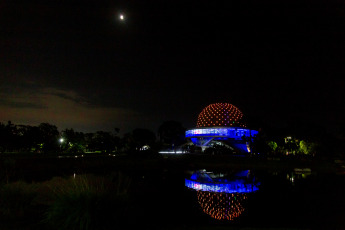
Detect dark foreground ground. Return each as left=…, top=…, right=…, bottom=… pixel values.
left=0, top=153, right=344, bottom=230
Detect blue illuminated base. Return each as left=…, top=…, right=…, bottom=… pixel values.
left=186, top=127, right=258, bottom=139
left=186, top=127, right=258, bottom=153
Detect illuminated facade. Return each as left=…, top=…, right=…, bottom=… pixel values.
left=185, top=103, right=258, bottom=153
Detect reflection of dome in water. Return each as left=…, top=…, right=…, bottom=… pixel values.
left=185, top=170, right=259, bottom=221
left=197, top=191, right=246, bottom=221
left=197, top=103, right=246, bottom=128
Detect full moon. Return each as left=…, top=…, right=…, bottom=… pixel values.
left=119, top=14, right=125, bottom=21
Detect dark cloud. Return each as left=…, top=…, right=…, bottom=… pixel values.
left=0, top=99, right=47, bottom=109
left=0, top=85, right=142, bottom=133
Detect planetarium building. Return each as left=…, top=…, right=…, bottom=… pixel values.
left=185, top=103, right=258, bottom=153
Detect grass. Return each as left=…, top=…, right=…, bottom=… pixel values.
left=0, top=172, right=132, bottom=230
left=0, top=181, right=38, bottom=218
left=43, top=173, right=132, bottom=230
left=44, top=173, right=130, bottom=230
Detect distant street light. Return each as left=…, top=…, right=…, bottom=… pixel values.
left=59, top=138, right=64, bottom=152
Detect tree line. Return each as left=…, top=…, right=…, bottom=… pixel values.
left=0, top=120, right=186, bottom=154
left=250, top=120, right=343, bottom=158
left=0, top=119, right=341, bottom=157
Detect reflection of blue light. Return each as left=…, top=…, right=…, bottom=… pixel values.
left=185, top=179, right=259, bottom=193
left=186, top=170, right=259, bottom=193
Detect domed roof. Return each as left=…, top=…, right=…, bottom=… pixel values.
left=196, top=103, right=246, bottom=128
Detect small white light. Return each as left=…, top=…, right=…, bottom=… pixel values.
left=119, top=14, right=124, bottom=20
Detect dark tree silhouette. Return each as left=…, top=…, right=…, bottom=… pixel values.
left=131, top=128, right=156, bottom=151
left=0, top=121, right=18, bottom=152
left=61, top=128, right=86, bottom=153
left=38, top=123, right=59, bottom=153
left=158, top=120, right=186, bottom=147
left=86, top=131, right=118, bottom=153
left=17, top=125, right=42, bottom=152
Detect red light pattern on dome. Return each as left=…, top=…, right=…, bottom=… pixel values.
left=196, top=103, right=246, bottom=128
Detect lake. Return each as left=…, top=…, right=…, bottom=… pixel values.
left=130, top=167, right=345, bottom=229
left=1, top=155, right=344, bottom=229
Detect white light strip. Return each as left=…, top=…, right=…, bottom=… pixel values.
left=159, top=151, right=184, bottom=154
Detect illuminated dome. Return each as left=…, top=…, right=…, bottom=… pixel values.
left=197, top=103, right=246, bottom=128
left=183, top=102, right=258, bottom=154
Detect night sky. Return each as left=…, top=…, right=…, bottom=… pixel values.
left=1, top=0, right=345, bottom=135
